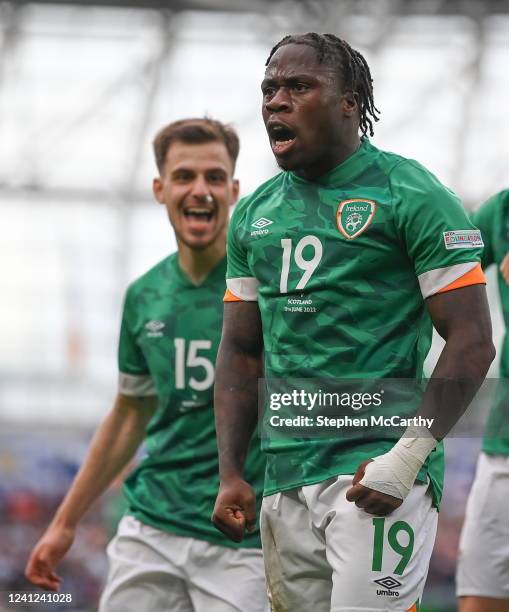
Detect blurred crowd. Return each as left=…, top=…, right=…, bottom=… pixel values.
left=0, top=426, right=126, bottom=611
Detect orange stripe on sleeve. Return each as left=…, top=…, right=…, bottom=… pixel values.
left=224, top=288, right=244, bottom=302
left=406, top=604, right=417, bottom=612
left=437, top=263, right=486, bottom=294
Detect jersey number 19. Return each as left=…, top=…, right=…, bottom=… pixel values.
left=280, top=236, right=323, bottom=293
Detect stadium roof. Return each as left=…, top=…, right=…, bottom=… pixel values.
left=13, top=0, right=509, bottom=14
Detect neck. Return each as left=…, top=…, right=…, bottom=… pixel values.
left=177, top=233, right=226, bottom=285
left=295, top=136, right=361, bottom=181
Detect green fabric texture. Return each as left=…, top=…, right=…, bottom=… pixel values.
left=119, top=253, right=264, bottom=548
left=227, top=139, right=483, bottom=507
left=472, top=190, right=509, bottom=455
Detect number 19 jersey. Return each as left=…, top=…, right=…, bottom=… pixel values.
left=226, top=139, right=485, bottom=505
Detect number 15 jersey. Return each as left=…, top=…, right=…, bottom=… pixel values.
left=118, top=254, right=264, bottom=547
left=225, top=139, right=485, bottom=505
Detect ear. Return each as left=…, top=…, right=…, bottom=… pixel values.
left=341, top=90, right=358, bottom=117
left=231, top=178, right=240, bottom=206
left=153, top=177, right=165, bottom=204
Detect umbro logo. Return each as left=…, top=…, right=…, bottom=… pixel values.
left=250, top=217, right=273, bottom=237
left=374, top=576, right=401, bottom=590
left=374, top=576, right=401, bottom=597
left=251, top=217, right=273, bottom=229
left=145, top=320, right=165, bottom=337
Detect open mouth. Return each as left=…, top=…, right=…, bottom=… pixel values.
left=181, top=204, right=217, bottom=234
left=183, top=207, right=215, bottom=222
left=268, top=123, right=297, bottom=156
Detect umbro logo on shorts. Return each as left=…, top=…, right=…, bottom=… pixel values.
left=373, top=576, right=402, bottom=597
left=374, top=576, right=402, bottom=590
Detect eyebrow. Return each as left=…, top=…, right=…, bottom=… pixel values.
left=170, top=166, right=228, bottom=175
left=261, top=74, right=317, bottom=87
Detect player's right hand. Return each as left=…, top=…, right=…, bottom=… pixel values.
left=25, top=524, right=75, bottom=591
left=212, top=478, right=257, bottom=543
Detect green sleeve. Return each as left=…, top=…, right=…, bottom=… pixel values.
left=226, top=198, right=253, bottom=280
left=390, top=160, right=483, bottom=279
left=470, top=193, right=505, bottom=269
left=118, top=285, right=149, bottom=376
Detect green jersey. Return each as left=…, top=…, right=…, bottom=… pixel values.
left=226, top=139, right=484, bottom=506
left=472, top=190, right=509, bottom=455
left=118, top=253, right=264, bottom=548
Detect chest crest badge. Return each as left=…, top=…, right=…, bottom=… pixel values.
left=336, top=198, right=376, bottom=239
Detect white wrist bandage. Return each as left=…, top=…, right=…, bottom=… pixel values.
left=359, top=425, right=438, bottom=500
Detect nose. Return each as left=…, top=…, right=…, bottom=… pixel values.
left=265, top=87, right=291, bottom=113
left=190, top=175, right=210, bottom=200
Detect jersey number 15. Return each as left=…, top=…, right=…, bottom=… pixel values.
left=174, top=338, right=214, bottom=391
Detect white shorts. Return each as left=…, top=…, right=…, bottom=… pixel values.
left=99, top=515, right=268, bottom=612
left=456, top=452, right=509, bottom=599
left=261, top=476, right=437, bottom=612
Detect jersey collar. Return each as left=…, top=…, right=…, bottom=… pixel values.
left=171, top=253, right=227, bottom=289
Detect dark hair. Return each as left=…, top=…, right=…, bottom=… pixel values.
left=266, top=33, right=380, bottom=137
left=153, top=117, right=240, bottom=173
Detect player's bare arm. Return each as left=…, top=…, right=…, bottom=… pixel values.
left=347, top=284, right=495, bottom=515
left=212, top=301, right=263, bottom=542
left=25, top=393, right=156, bottom=591
left=419, top=284, right=495, bottom=437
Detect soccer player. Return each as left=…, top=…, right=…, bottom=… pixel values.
left=25, top=118, right=267, bottom=612
left=456, top=189, right=509, bottom=612
left=212, top=33, right=495, bottom=611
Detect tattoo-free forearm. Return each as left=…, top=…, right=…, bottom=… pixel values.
left=215, top=302, right=263, bottom=481
left=52, top=394, right=156, bottom=529
left=420, top=284, right=495, bottom=439
left=355, top=285, right=495, bottom=506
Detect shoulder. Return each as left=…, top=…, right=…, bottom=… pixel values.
left=361, top=143, right=449, bottom=200
left=366, top=142, right=408, bottom=175
left=378, top=152, right=461, bottom=208
left=244, top=171, right=286, bottom=203
left=475, top=189, right=509, bottom=214
left=386, top=156, right=452, bottom=194
left=231, top=173, right=286, bottom=221
left=365, top=140, right=450, bottom=192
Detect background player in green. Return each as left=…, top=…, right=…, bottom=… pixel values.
left=456, top=189, right=509, bottom=612
left=212, top=33, right=495, bottom=611
left=25, top=118, right=267, bottom=611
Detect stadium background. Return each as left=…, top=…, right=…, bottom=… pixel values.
left=1, top=0, right=508, bottom=609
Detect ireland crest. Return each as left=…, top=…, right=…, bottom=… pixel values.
left=336, top=198, right=376, bottom=239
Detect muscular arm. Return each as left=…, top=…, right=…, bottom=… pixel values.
left=417, top=284, right=495, bottom=438
left=25, top=393, right=157, bottom=590
left=347, top=284, right=495, bottom=515
left=212, top=301, right=263, bottom=541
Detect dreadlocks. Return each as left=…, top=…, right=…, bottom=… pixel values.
left=266, top=33, right=380, bottom=137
